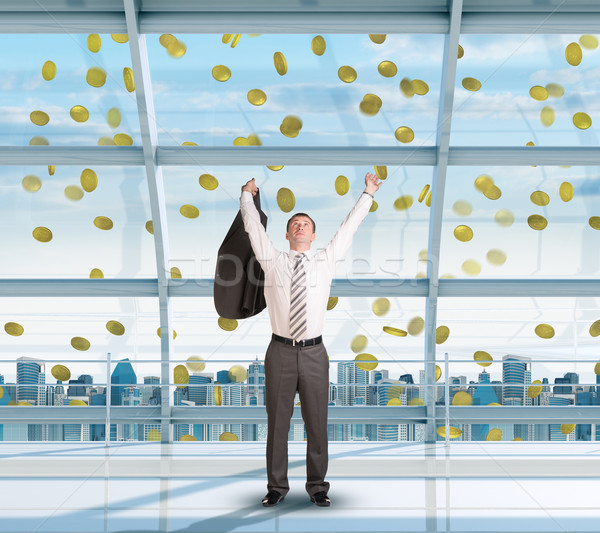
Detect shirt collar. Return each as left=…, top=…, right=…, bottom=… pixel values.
left=289, top=249, right=310, bottom=261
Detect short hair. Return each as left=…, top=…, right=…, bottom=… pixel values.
left=286, top=213, right=316, bottom=233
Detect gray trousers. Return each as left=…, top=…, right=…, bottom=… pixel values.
left=264, top=338, right=330, bottom=497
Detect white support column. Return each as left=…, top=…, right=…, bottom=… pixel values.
left=424, top=0, right=463, bottom=444
left=123, top=0, right=173, bottom=444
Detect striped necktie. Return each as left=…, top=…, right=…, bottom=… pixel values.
left=289, top=253, right=307, bottom=341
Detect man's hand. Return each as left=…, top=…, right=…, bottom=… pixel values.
left=364, top=172, right=382, bottom=195
left=242, top=178, right=258, bottom=196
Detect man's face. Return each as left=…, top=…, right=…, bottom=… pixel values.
left=286, top=216, right=315, bottom=246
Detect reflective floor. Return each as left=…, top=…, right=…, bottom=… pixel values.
left=1, top=441, right=599, bottom=532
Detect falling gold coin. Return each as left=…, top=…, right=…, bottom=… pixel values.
left=462, top=77, right=481, bottom=91
left=486, top=428, right=502, bottom=441
left=452, top=391, right=472, bottom=406
left=219, top=431, right=238, bottom=441
left=393, top=195, right=413, bottom=210
left=399, top=77, right=415, bottom=98
left=378, top=60, right=397, bottom=77
left=170, top=267, right=182, bottom=279
left=174, top=364, right=189, bottom=387
left=147, top=429, right=161, bottom=441
left=535, top=323, right=555, bottom=339
left=369, top=201, right=378, bottom=212
left=540, top=106, right=555, bottom=127
left=350, top=334, right=368, bottom=353
left=42, top=60, right=56, bottom=81
left=167, top=39, right=186, bottom=58
left=157, top=328, right=177, bottom=339
left=437, top=426, right=462, bottom=438
left=22, top=175, right=42, bottom=192
left=527, top=380, right=543, bottom=398
left=114, top=133, right=133, bottom=146
left=418, top=184, right=430, bottom=203
left=158, top=34, right=176, bottom=48
left=484, top=185, right=502, bottom=200
left=4, top=322, right=24, bottom=336
left=573, top=112, right=592, bottom=129
left=94, top=216, right=113, bottom=230
left=394, top=126, right=414, bottom=143
left=462, top=259, right=481, bottom=276
left=230, top=34, right=241, bottom=48
left=145, top=220, right=153, bottom=235
left=590, top=217, right=600, bottom=230
left=30, top=111, right=49, bottom=126
left=276, top=187, right=295, bottom=212
left=106, top=320, right=125, bottom=336
left=334, top=175, right=349, bottom=195
left=30, top=136, right=49, bottom=145
left=32, top=227, right=52, bottom=243
left=546, top=83, right=565, bottom=98
left=457, top=44, right=464, bottom=59
left=590, top=320, right=600, bottom=337
left=87, top=34, right=101, bottom=53
left=565, top=42, right=582, bottom=66
left=387, top=398, right=402, bottom=406
left=454, top=225, right=473, bottom=242
left=374, top=166, right=387, bottom=180
left=212, top=65, right=231, bottom=82
left=359, top=93, right=382, bottom=116
left=372, top=297, right=390, bottom=316
left=559, top=182, right=574, bottom=202
left=436, top=326, right=450, bottom=344
left=222, top=34, right=233, bottom=44
left=71, top=336, right=90, bottom=351
left=89, top=268, right=103, bottom=279
left=48, top=166, right=55, bottom=175
left=64, top=185, right=84, bottom=201
left=247, top=89, right=267, bottom=106
left=435, top=365, right=442, bottom=381
left=412, top=79, right=429, bottom=95
left=326, top=296, right=339, bottom=311
left=86, top=67, right=106, bottom=87
left=354, top=353, right=378, bottom=371
left=407, top=316, right=424, bottom=336
left=528, top=214, right=548, bottom=230
left=452, top=200, right=472, bottom=216
left=529, top=85, right=548, bottom=101
left=579, top=34, right=599, bottom=49
left=561, top=424, right=576, bottom=435
left=280, top=115, right=303, bottom=138
left=273, top=51, right=287, bottom=75
left=97, top=136, right=114, bottom=146
left=495, top=209, right=514, bottom=227
left=80, top=168, right=97, bottom=192
left=338, top=65, right=357, bottom=83
left=196, top=174, right=218, bottom=191
left=408, top=398, right=425, bottom=406
left=107, top=108, right=121, bottom=128
left=111, top=34, right=128, bottom=43
left=228, top=365, right=247, bottom=383
left=474, top=173, right=494, bottom=192
left=186, top=355, right=206, bottom=372
left=267, top=165, right=284, bottom=171
left=123, top=67, right=135, bottom=92
left=369, top=34, right=386, bottom=44
left=486, top=249, right=507, bottom=266
left=383, top=326, right=407, bottom=337
left=218, top=317, right=238, bottom=331
left=530, top=191, right=550, bottom=206
left=51, top=364, right=71, bottom=381
left=474, top=351, right=493, bottom=367
left=180, top=435, right=197, bottom=441
left=595, top=362, right=600, bottom=375
left=180, top=205, right=199, bottom=219
left=311, top=35, right=326, bottom=55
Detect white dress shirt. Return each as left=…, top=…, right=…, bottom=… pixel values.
left=240, top=190, right=373, bottom=339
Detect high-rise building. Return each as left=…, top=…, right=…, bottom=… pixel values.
left=336, top=361, right=368, bottom=441
left=16, top=357, right=44, bottom=404
left=142, top=376, right=160, bottom=405
left=502, top=355, right=531, bottom=402
left=110, top=359, right=138, bottom=441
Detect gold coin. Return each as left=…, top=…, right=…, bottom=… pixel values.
left=280, top=115, right=303, bottom=138
left=354, top=353, right=378, bottom=371
left=382, top=326, right=407, bottom=337
left=94, top=216, right=113, bottom=230
left=412, top=79, right=429, bottom=95
left=167, top=39, right=186, bottom=58
left=247, top=133, right=262, bottom=145
left=71, top=336, right=90, bottom=351
left=425, top=191, right=432, bottom=207
left=393, top=195, right=413, bottom=210
left=32, top=227, right=52, bottom=242
left=378, top=60, right=397, bottom=78
left=418, top=184, right=430, bottom=203
left=486, top=249, right=507, bottom=266
left=387, top=383, right=404, bottom=399
left=114, top=133, right=133, bottom=146
left=229, top=365, right=247, bottom=383
left=462, top=77, right=482, bottom=91
left=407, top=316, right=424, bottom=336
left=561, top=424, right=576, bottom=435
left=107, top=107, right=121, bottom=128
left=147, top=429, right=161, bottom=441
left=51, top=364, right=71, bottom=381
left=399, top=77, right=415, bottom=98
left=222, top=34, right=233, bottom=44
left=48, top=165, right=55, bottom=175
left=157, top=328, right=177, bottom=339
left=474, top=350, right=493, bottom=367
left=180, top=434, right=197, bottom=441
left=436, top=365, right=442, bottom=381
left=174, top=364, right=189, bottom=387
left=80, top=168, right=97, bottom=192
left=87, top=34, right=101, bottom=53
left=452, top=200, right=472, bottom=216
left=559, top=182, right=574, bottom=202
left=86, top=67, right=106, bottom=87
left=199, top=173, right=218, bottom=190
left=486, top=428, right=502, bottom=441
left=247, top=89, right=267, bottom=106
left=595, top=362, right=600, bottom=375
left=474, top=175, right=493, bottom=192
left=22, top=175, right=41, bottom=193
left=462, top=259, right=481, bottom=276
left=170, top=267, right=182, bottom=279
left=540, top=106, right=555, bottom=127
left=69, top=399, right=87, bottom=406
left=394, top=126, right=414, bottom=143
left=106, top=320, right=125, bottom=336
left=387, top=398, right=402, bottom=406
left=218, top=317, right=238, bottom=331
left=529, top=85, right=548, bottom=101
left=64, top=185, right=84, bottom=201
left=374, top=165, right=387, bottom=180
left=590, top=217, right=600, bottom=230
left=276, top=187, right=295, bottom=212
left=350, top=334, right=368, bottom=353
left=579, top=34, right=599, bottom=50
left=527, top=380, right=543, bottom=398
left=495, top=209, right=514, bottom=227
left=267, top=165, right=284, bottom=171
left=230, top=34, right=241, bottom=48
left=436, top=325, right=450, bottom=344
left=452, top=391, right=472, bottom=406
left=457, top=44, right=464, bottom=59
left=18, top=401, right=33, bottom=406
left=97, top=136, right=114, bottom=146
left=186, top=356, right=206, bottom=372
left=273, top=51, right=287, bottom=75
left=483, top=185, right=502, bottom=200
left=89, top=268, right=104, bottom=278
left=437, top=426, right=462, bottom=438
left=180, top=205, right=199, bottom=219
left=372, top=297, right=390, bottom=316
left=415, top=272, right=426, bottom=279
left=573, top=112, right=592, bottom=129
left=219, top=431, right=238, bottom=441
left=453, top=225, right=473, bottom=242
left=530, top=191, right=550, bottom=206
left=545, top=83, right=565, bottom=98
left=311, top=35, right=326, bottom=55
left=4, top=322, right=24, bottom=336
left=145, top=220, right=153, bottom=235
left=29, top=136, right=49, bottom=145
left=0, top=387, right=4, bottom=400
left=535, top=323, right=555, bottom=339
left=42, top=60, right=56, bottom=81
left=369, top=34, right=386, bottom=44
left=369, top=200, right=378, bottom=212
left=69, top=105, right=89, bottom=123
left=123, top=67, right=135, bottom=92
left=30, top=111, right=49, bottom=126
left=338, top=65, right=357, bottom=83
left=408, top=398, right=424, bottom=406
left=335, top=175, right=349, bottom=195
left=111, top=34, right=128, bottom=43
left=565, top=42, right=582, bottom=66
left=528, top=214, right=548, bottom=230
left=327, top=296, right=338, bottom=310
left=212, top=65, right=231, bottom=82
left=590, top=320, right=600, bottom=337
left=359, top=93, right=382, bottom=116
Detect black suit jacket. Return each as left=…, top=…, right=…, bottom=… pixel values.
left=214, top=190, right=267, bottom=319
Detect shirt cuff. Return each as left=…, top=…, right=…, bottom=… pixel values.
left=362, top=191, right=374, bottom=198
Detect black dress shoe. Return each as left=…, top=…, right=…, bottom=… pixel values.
left=262, top=490, right=284, bottom=507
left=310, top=491, right=331, bottom=507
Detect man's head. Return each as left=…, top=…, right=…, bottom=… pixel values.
left=286, top=213, right=316, bottom=250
